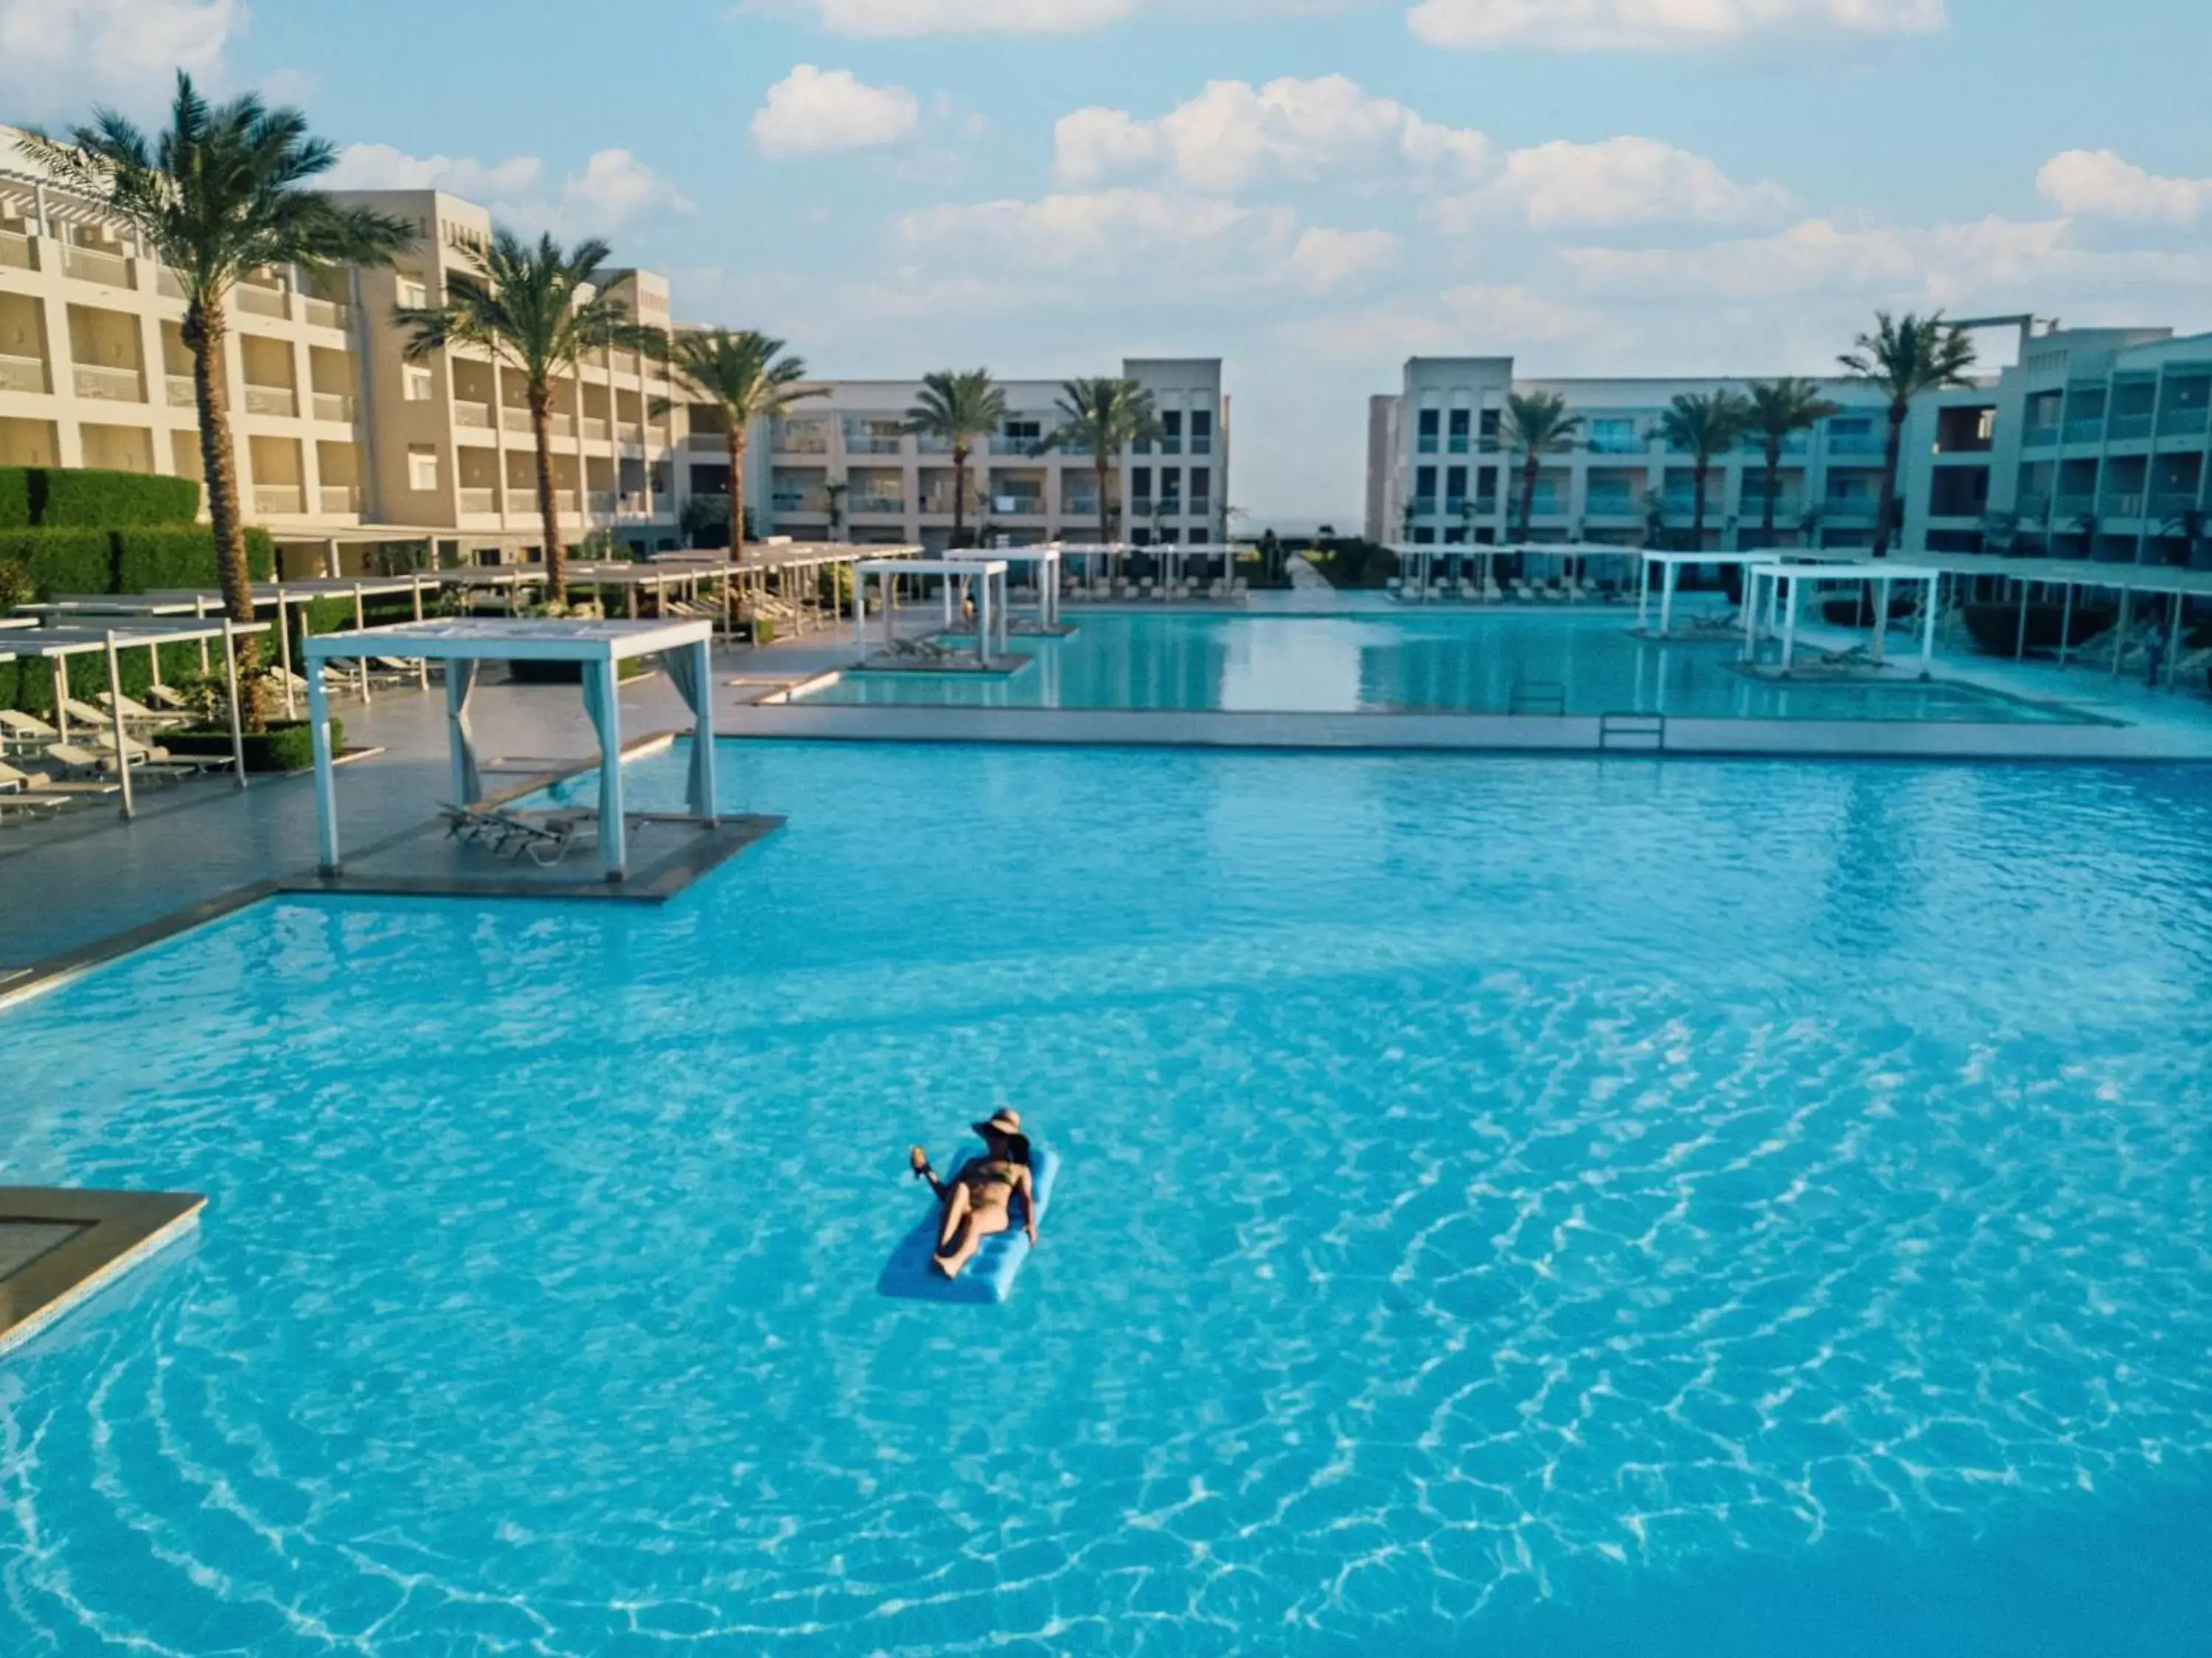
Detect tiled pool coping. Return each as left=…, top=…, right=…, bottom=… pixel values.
left=0, top=1188, right=205, bottom=1357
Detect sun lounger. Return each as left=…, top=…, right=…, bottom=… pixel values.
left=439, top=802, right=596, bottom=865
left=0, top=710, right=60, bottom=749
left=141, top=683, right=195, bottom=712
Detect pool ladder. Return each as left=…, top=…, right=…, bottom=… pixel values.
left=1599, top=712, right=1666, bottom=752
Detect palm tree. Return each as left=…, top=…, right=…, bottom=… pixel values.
left=399, top=232, right=667, bottom=600
left=26, top=74, right=411, bottom=699
left=1500, top=392, right=1582, bottom=544
left=1840, top=311, right=1978, bottom=557
left=664, top=329, right=818, bottom=571
left=1040, top=377, right=1161, bottom=544
left=905, top=369, right=1006, bottom=549
left=1745, top=378, right=1840, bottom=547
left=1657, top=390, right=1752, bottom=552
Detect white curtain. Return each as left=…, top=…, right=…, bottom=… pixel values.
left=445, top=659, right=481, bottom=805
left=657, top=644, right=716, bottom=820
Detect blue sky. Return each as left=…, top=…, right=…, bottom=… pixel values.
left=8, top=0, right=2211, bottom=521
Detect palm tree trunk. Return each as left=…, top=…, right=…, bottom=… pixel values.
left=1761, top=437, right=1782, bottom=544
left=1520, top=454, right=1539, bottom=542
left=1874, top=400, right=1906, bottom=558
left=187, top=296, right=262, bottom=725
left=1096, top=450, right=1111, bottom=544
left=1693, top=458, right=1710, bottom=550
left=529, top=381, right=566, bottom=600
left=953, top=445, right=969, bottom=547
left=730, top=431, right=750, bottom=566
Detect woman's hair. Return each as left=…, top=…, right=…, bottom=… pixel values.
left=1001, top=1133, right=1033, bottom=1167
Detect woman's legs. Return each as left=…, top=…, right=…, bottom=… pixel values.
left=937, top=1183, right=973, bottom=1250
left=934, top=1206, right=1011, bottom=1279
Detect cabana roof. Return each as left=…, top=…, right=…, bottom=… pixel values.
left=858, top=558, right=1006, bottom=577
left=0, top=617, right=272, bottom=660
left=302, top=617, right=710, bottom=666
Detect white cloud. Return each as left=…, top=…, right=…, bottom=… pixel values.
left=782, top=0, right=1142, bottom=34
left=1057, top=75, right=1487, bottom=191
left=1433, top=136, right=1789, bottom=232
left=1281, top=282, right=1596, bottom=361
left=1288, top=226, right=1401, bottom=294
left=751, top=64, right=921, bottom=159
left=896, top=187, right=1297, bottom=271
left=1407, top=0, right=1946, bottom=52
left=2037, top=150, right=2212, bottom=229
left=325, top=144, right=692, bottom=234
left=0, top=0, right=239, bottom=115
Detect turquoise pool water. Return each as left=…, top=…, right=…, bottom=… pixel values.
left=800, top=612, right=2090, bottom=723
left=4, top=743, right=2211, bottom=1653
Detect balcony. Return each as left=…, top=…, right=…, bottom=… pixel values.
left=2107, top=412, right=2154, bottom=443
left=1585, top=490, right=1641, bottom=516
left=254, top=484, right=304, bottom=515
left=61, top=244, right=131, bottom=286
left=1132, top=496, right=1156, bottom=518
left=1588, top=434, right=1646, bottom=456
left=235, top=284, right=288, bottom=321
left=619, top=492, right=650, bottom=516
left=2151, top=490, right=2203, bottom=520
left=459, top=488, right=498, bottom=516
left=312, top=391, right=355, bottom=424
left=2053, top=494, right=2096, bottom=521
left=1526, top=493, right=1565, bottom=518
left=243, top=384, right=296, bottom=417
left=167, top=374, right=195, bottom=407
left=990, top=435, right=1039, bottom=457
left=547, top=413, right=574, bottom=437
left=772, top=490, right=829, bottom=514
left=2157, top=403, right=2211, bottom=437
left=155, top=267, right=184, bottom=299
left=2016, top=492, right=2051, bottom=521
left=505, top=409, right=534, bottom=436
left=685, top=431, right=724, bottom=451
left=72, top=364, right=144, bottom=403
left=581, top=417, right=609, bottom=442
left=1062, top=496, right=1101, bottom=518
left=1190, top=437, right=1212, bottom=456
left=319, top=485, right=361, bottom=515
left=301, top=296, right=352, bottom=330
left=453, top=400, right=493, bottom=429
left=775, top=431, right=829, bottom=455
left=0, top=231, right=32, bottom=271
left=847, top=434, right=904, bottom=455
left=2022, top=423, right=2062, bottom=449
left=850, top=493, right=905, bottom=514
left=2062, top=417, right=2104, bottom=444
left=0, top=353, right=46, bottom=394
left=2100, top=491, right=2147, bottom=518
left=991, top=494, right=1046, bottom=516
left=1823, top=499, right=1877, bottom=523
left=1826, top=431, right=1885, bottom=456
left=1186, top=498, right=1212, bottom=521
left=586, top=491, right=616, bottom=513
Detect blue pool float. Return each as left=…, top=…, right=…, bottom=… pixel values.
left=879, top=1148, right=1059, bottom=1305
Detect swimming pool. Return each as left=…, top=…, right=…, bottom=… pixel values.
left=798, top=612, right=2092, bottom=724
left=4, top=743, right=2209, bottom=1653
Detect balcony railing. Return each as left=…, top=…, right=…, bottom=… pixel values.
left=847, top=435, right=904, bottom=455
left=2107, top=412, right=2154, bottom=443
left=2150, top=490, right=2202, bottom=520
left=1826, top=432, right=1885, bottom=455
left=61, top=244, right=131, bottom=286
left=301, top=296, right=352, bottom=330
left=254, top=484, right=304, bottom=515
left=1823, top=499, right=1877, bottom=521
left=991, top=495, right=1045, bottom=516
left=1062, top=496, right=1101, bottom=518
left=235, top=284, right=288, bottom=320
left=243, top=383, right=296, bottom=417
left=686, top=431, right=725, bottom=451
left=2016, top=492, right=2051, bottom=521
left=850, top=493, right=905, bottom=513
left=2053, top=494, right=2096, bottom=521
left=990, top=435, right=1041, bottom=456
left=619, top=492, right=650, bottom=516
left=2062, top=417, right=2104, bottom=444
left=547, top=413, right=574, bottom=437
left=2100, top=491, right=2147, bottom=518
left=1156, top=438, right=1182, bottom=457
left=459, top=488, right=498, bottom=516
left=319, top=485, right=361, bottom=514
left=1190, top=437, right=1213, bottom=456
left=453, top=400, right=492, bottom=429
left=155, top=267, right=184, bottom=299
left=1585, top=492, right=1641, bottom=516
left=581, top=417, right=608, bottom=442
left=312, top=391, right=354, bottom=423
left=167, top=374, right=195, bottom=407
left=586, top=491, right=616, bottom=513
left=504, top=409, right=533, bottom=435
left=73, top=364, right=143, bottom=402
left=1588, top=434, right=1645, bottom=456
left=0, top=231, right=33, bottom=271
left=1186, top=499, right=1211, bottom=521
left=0, top=353, right=46, bottom=394
left=1132, top=497, right=1156, bottom=518
left=2157, top=403, right=2211, bottom=436
left=776, top=431, right=830, bottom=454
left=773, top=491, right=830, bottom=513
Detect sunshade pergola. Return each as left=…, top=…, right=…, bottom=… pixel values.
left=302, top=617, right=719, bottom=884
left=1743, top=562, right=1944, bottom=678
left=853, top=558, right=1008, bottom=665
left=1636, top=549, right=1784, bottom=637
left=948, top=546, right=1063, bottom=629
left=0, top=617, right=271, bottom=817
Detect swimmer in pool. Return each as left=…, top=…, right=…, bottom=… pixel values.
left=909, top=1109, right=1038, bottom=1280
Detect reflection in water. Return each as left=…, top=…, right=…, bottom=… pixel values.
left=803, top=613, right=2088, bottom=724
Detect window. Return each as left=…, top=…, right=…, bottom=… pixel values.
left=1190, top=410, right=1214, bottom=455
left=395, top=274, right=428, bottom=309
left=403, top=366, right=434, bottom=403
left=407, top=445, right=438, bottom=490
left=1189, top=466, right=1211, bottom=507
left=1447, top=409, right=1472, bottom=454
left=1445, top=465, right=1468, bottom=504
left=1415, top=465, right=1436, bottom=501
left=1416, top=409, right=1440, bottom=454
left=1161, top=411, right=1183, bottom=456
left=1131, top=466, right=1151, bottom=497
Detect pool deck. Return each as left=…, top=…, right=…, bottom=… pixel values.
left=6, top=600, right=2212, bottom=996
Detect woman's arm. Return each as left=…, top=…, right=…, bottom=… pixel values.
left=1018, top=1167, right=1038, bottom=1242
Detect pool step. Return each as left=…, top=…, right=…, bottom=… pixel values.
left=1599, top=712, right=1667, bottom=752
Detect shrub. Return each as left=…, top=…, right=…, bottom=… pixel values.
left=35, top=468, right=199, bottom=528
left=160, top=718, right=340, bottom=774
left=0, top=469, right=29, bottom=530
left=0, top=556, right=29, bottom=613
left=0, top=527, right=115, bottom=598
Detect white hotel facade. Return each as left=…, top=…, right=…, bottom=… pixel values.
left=1366, top=323, right=2212, bottom=569
left=0, top=128, right=1225, bottom=570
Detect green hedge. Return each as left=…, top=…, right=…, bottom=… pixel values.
left=0, top=635, right=209, bottom=721
left=114, top=525, right=276, bottom=592
left=161, top=719, right=339, bottom=774
left=0, top=527, right=114, bottom=600
left=0, top=470, right=28, bottom=530
left=0, top=467, right=201, bottom=528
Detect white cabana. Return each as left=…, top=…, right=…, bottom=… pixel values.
left=302, top=617, right=719, bottom=884
left=1636, top=550, right=1784, bottom=637
left=1743, top=562, right=1944, bottom=679
left=948, top=546, right=1062, bottom=629
left=0, top=616, right=270, bottom=817
left=853, top=558, right=1009, bottom=665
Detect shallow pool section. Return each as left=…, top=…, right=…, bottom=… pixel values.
left=800, top=611, right=2091, bottom=724
left=3, top=744, right=2210, bottom=1653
